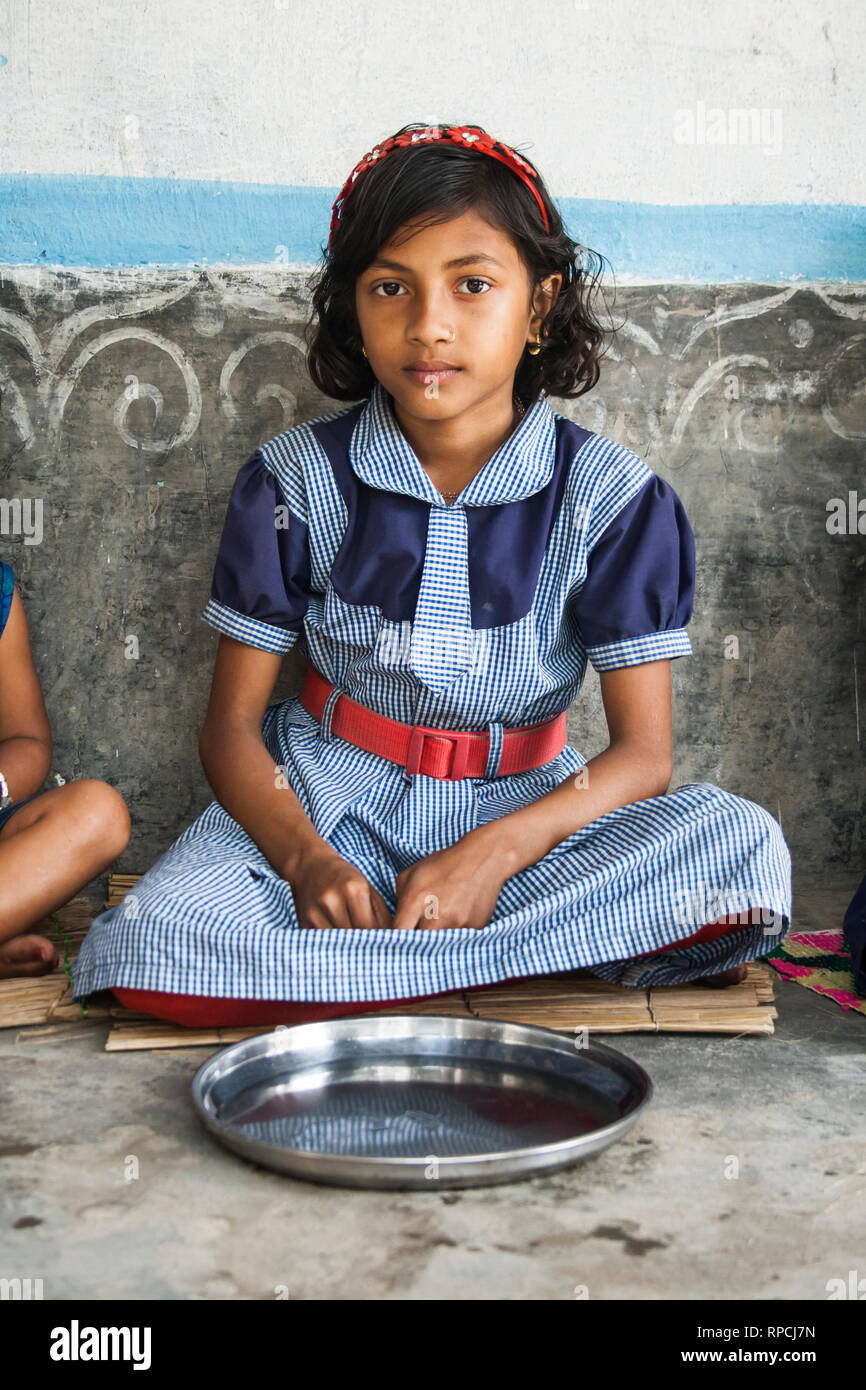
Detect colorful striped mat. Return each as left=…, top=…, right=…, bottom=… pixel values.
left=764, top=930, right=866, bottom=1015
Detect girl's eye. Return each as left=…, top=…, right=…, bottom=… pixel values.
left=371, top=277, right=492, bottom=297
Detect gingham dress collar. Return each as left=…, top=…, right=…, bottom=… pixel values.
left=349, top=377, right=558, bottom=506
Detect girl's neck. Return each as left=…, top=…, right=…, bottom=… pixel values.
left=389, top=389, right=528, bottom=506
left=388, top=387, right=528, bottom=479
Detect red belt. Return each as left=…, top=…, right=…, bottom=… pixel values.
left=299, top=664, right=567, bottom=780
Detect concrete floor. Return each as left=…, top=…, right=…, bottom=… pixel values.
left=1, top=880, right=864, bottom=1301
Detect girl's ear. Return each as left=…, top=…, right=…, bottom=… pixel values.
left=533, top=273, right=562, bottom=321
left=528, top=276, right=559, bottom=336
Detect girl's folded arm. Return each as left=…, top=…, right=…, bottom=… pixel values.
left=0, top=584, right=53, bottom=800
left=198, top=634, right=327, bottom=881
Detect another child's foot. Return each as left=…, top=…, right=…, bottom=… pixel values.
left=694, top=963, right=748, bottom=988
left=0, top=934, right=58, bottom=979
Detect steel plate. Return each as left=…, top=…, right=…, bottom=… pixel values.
left=191, top=1013, right=653, bottom=1190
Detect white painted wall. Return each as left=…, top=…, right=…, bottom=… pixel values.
left=1, top=0, right=862, bottom=202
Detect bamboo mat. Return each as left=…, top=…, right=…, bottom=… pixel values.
left=2, top=873, right=779, bottom=1049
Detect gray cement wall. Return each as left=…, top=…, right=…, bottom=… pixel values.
left=1, top=267, right=863, bottom=879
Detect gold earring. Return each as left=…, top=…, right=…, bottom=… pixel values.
left=361, top=346, right=367, bottom=357
left=527, top=330, right=544, bottom=356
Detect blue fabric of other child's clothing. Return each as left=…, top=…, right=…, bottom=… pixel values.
left=72, top=382, right=793, bottom=1002
left=0, top=791, right=49, bottom=833
left=0, top=562, right=14, bottom=640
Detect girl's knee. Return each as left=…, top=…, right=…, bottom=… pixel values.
left=67, top=779, right=131, bottom=854
left=690, top=782, right=787, bottom=843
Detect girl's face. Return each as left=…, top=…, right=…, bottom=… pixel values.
left=354, top=207, right=559, bottom=419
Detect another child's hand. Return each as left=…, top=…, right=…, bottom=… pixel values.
left=286, top=844, right=393, bottom=931
left=391, top=834, right=511, bottom=932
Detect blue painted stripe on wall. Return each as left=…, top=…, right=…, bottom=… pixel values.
left=1, top=173, right=864, bottom=281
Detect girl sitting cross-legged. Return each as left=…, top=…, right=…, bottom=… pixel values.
left=71, top=120, right=793, bottom=1027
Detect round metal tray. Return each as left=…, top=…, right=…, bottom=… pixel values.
left=191, top=1013, right=653, bottom=1190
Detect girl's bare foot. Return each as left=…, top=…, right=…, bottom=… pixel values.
left=694, top=963, right=748, bottom=988
left=0, top=934, right=58, bottom=979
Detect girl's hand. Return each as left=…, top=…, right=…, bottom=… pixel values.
left=286, top=843, right=393, bottom=931
left=391, top=833, right=512, bottom=932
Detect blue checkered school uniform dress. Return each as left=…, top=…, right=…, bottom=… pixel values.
left=72, top=380, right=792, bottom=1003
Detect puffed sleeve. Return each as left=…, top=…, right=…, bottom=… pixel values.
left=0, top=563, right=14, bottom=641
left=201, top=450, right=311, bottom=654
left=572, top=473, right=695, bottom=671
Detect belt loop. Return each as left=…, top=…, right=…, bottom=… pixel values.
left=483, top=720, right=504, bottom=779
left=319, top=686, right=342, bottom=743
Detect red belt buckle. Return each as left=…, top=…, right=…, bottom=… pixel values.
left=405, top=725, right=473, bottom=779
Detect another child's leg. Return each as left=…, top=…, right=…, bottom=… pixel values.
left=0, top=779, right=131, bottom=978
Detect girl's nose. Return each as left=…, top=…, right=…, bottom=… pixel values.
left=406, top=290, right=455, bottom=345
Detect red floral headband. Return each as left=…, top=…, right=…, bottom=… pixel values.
left=328, top=124, right=551, bottom=253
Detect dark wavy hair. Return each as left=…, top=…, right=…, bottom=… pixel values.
left=304, top=121, right=615, bottom=404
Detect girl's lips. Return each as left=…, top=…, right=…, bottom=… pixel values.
left=403, top=367, right=462, bottom=384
